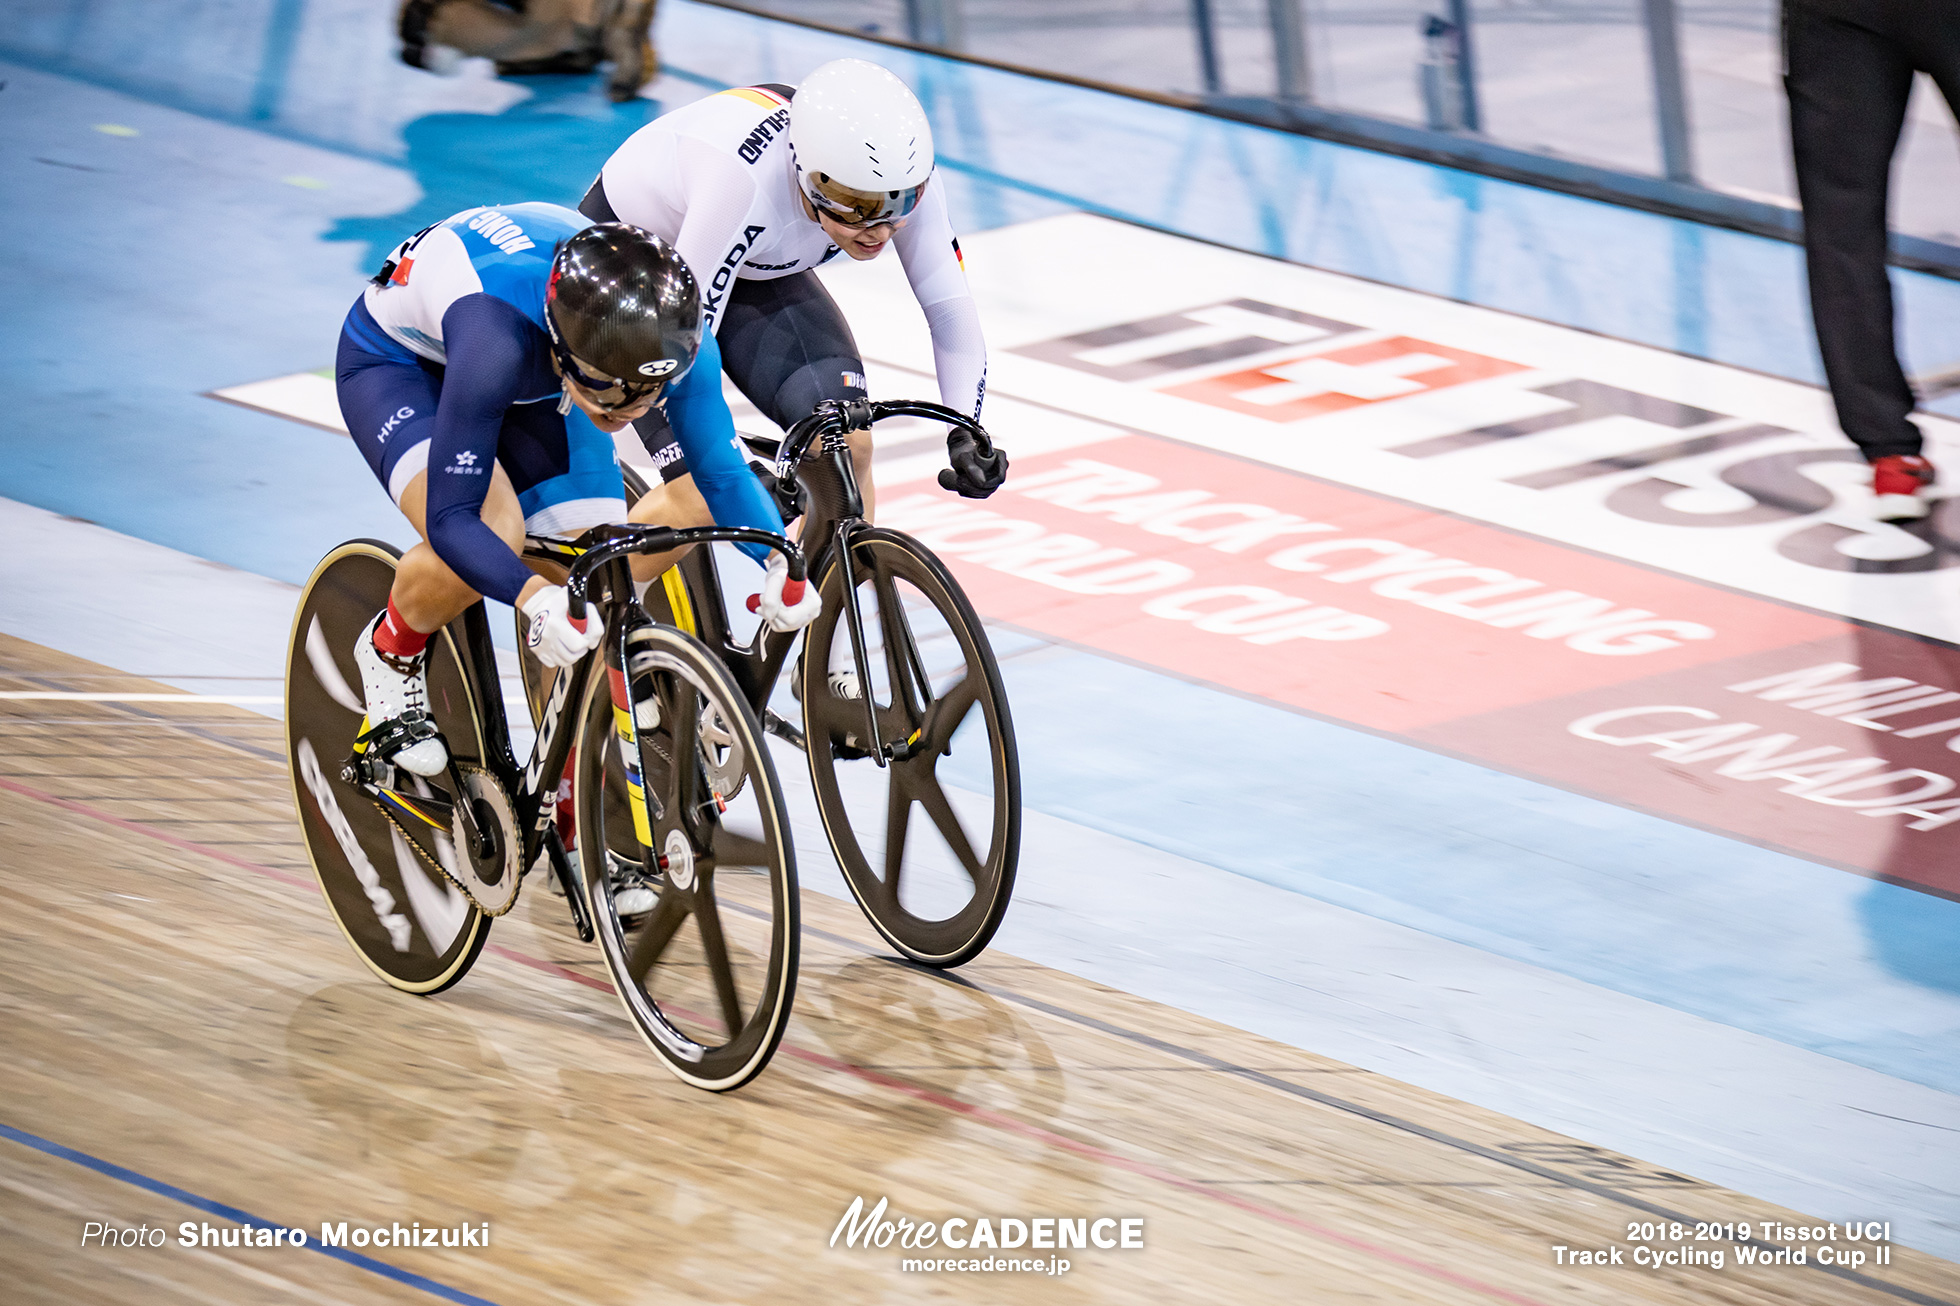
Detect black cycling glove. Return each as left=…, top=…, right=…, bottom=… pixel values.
left=939, top=429, right=1008, bottom=499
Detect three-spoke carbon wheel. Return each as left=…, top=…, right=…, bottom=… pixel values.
left=574, top=622, right=799, bottom=1091
left=802, top=528, right=1020, bottom=967
left=285, top=540, right=491, bottom=993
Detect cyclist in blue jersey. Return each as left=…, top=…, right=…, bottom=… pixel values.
left=336, top=203, right=819, bottom=780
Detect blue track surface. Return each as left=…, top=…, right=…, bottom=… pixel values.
left=955, top=640, right=1960, bottom=1095
left=13, top=0, right=1960, bottom=392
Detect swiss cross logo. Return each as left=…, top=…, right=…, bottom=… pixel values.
left=1013, top=299, right=1527, bottom=424
left=1158, top=335, right=1528, bottom=423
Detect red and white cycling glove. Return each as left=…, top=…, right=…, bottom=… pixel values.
left=748, top=554, right=822, bottom=633
left=521, top=585, right=606, bottom=667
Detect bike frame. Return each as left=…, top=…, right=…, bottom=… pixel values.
left=667, top=399, right=995, bottom=770
left=367, top=522, right=803, bottom=942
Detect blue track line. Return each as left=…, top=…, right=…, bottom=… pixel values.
left=0, top=1121, right=504, bottom=1306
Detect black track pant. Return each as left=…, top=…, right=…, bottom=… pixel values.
left=1786, top=0, right=1960, bottom=461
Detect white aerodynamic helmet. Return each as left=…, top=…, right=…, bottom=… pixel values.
left=789, top=59, right=934, bottom=226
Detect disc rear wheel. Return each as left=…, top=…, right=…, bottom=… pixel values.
left=284, top=540, right=491, bottom=993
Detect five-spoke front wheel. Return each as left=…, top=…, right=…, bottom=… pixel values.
left=575, top=622, right=799, bottom=1091
left=802, top=528, right=1021, bottom=967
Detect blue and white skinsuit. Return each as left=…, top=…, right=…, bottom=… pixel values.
left=335, top=201, right=784, bottom=607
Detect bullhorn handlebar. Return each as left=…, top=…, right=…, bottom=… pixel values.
left=563, top=524, right=804, bottom=621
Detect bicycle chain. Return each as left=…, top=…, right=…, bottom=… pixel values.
left=368, top=761, right=524, bottom=917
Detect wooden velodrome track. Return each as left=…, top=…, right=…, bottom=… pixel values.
left=1, top=630, right=1954, bottom=1306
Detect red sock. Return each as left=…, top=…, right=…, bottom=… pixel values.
left=373, top=596, right=431, bottom=658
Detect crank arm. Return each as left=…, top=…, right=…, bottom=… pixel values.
left=762, top=708, right=806, bottom=751
left=444, top=761, right=496, bottom=859
left=543, top=826, right=594, bottom=943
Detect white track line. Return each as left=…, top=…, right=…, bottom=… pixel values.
left=0, top=692, right=283, bottom=703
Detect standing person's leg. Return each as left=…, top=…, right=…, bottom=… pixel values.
left=404, top=0, right=591, bottom=72
left=600, top=0, right=659, bottom=101
left=1785, top=3, right=1924, bottom=511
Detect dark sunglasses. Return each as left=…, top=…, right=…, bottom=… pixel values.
left=551, top=340, right=663, bottom=411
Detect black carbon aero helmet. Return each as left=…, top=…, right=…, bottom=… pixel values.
left=543, top=224, right=702, bottom=407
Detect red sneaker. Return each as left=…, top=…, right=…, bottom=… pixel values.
left=1872, top=455, right=1935, bottom=521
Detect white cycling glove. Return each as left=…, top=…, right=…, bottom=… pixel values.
left=748, top=554, right=823, bottom=633
left=521, top=585, right=606, bottom=668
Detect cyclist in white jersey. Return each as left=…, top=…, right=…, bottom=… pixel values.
left=579, top=57, right=1008, bottom=530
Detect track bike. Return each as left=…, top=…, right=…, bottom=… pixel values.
left=522, top=400, right=1022, bottom=968
left=285, top=523, right=803, bottom=1091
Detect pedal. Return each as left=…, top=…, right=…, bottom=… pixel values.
left=605, top=848, right=661, bottom=926
left=762, top=709, right=806, bottom=751
left=530, top=849, right=564, bottom=895
left=349, top=710, right=445, bottom=781
left=343, top=751, right=395, bottom=789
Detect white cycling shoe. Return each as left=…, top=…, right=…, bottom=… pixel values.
left=353, top=614, right=449, bottom=777
left=789, top=657, right=861, bottom=703
left=604, top=848, right=660, bottom=922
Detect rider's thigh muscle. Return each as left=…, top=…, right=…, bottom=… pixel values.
left=629, top=472, right=713, bottom=528
left=396, top=463, right=528, bottom=552
left=626, top=472, right=711, bottom=580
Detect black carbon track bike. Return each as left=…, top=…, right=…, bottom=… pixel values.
left=519, top=399, right=1023, bottom=968
left=286, top=523, right=805, bottom=1091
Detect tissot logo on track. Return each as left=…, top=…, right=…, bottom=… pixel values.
left=1021, top=298, right=1542, bottom=420
left=1163, top=335, right=1527, bottom=422
left=999, top=229, right=1960, bottom=648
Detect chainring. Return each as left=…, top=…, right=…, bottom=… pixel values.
left=369, top=763, right=524, bottom=916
